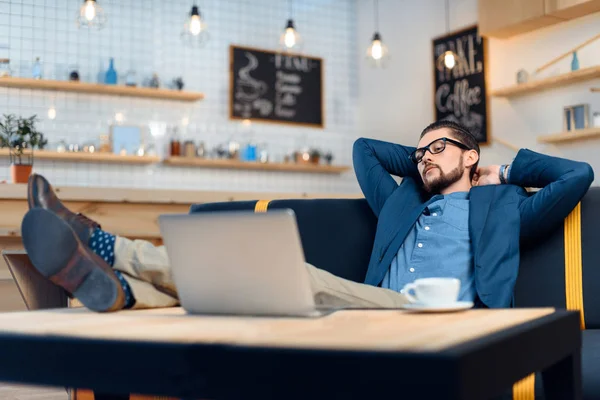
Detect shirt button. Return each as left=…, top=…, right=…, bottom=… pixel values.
left=432, top=213, right=438, bottom=217
left=409, top=268, right=415, bottom=272
left=425, top=226, right=430, bottom=231
left=418, top=243, right=423, bottom=248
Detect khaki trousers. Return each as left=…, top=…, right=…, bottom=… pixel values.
left=113, top=236, right=409, bottom=309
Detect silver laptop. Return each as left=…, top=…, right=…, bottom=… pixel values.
left=158, top=209, right=327, bottom=317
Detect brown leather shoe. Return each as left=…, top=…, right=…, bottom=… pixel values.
left=21, top=208, right=125, bottom=312
left=27, top=173, right=100, bottom=244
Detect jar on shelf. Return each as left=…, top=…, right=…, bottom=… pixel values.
left=98, top=134, right=112, bottom=153
left=183, top=140, right=196, bottom=157
left=0, top=59, right=12, bottom=77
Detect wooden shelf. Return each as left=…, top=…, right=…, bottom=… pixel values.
left=0, top=150, right=350, bottom=173
left=164, top=156, right=351, bottom=174
left=537, top=127, right=600, bottom=144
left=0, top=149, right=160, bottom=164
left=0, top=77, right=204, bottom=102
left=490, top=66, right=600, bottom=98
left=592, top=88, right=600, bottom=92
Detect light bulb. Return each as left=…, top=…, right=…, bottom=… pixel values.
left=371, top=40, right=383, bottom=60
left=77, top=0, right=106, bottom=29
left=115, top=112, right=124, bottom=123
left=84, top=1, right=96, bottom=21
left=181, top=5, right=209, bottom=47
left=47, top=107, right=56, bottom=120
left=284, top=28, right=297, bottom=49
left=444, top=51, right=456, bottom=69
left=189, top=15, right=202, bottom=36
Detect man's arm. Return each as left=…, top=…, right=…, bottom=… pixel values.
left=508, top=149, right=594, bottom=242
left=352, top=138, right=421, bottom=217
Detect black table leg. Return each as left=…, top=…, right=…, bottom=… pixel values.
left=541, top=350, right=582, bottom=400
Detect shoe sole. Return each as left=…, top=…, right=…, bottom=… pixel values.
left=21, top=208, right=124, bottom=312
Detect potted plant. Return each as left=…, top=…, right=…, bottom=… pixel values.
left=0, top=114, right=47, bottom=183
left=310, top=149, right=321, bottom=165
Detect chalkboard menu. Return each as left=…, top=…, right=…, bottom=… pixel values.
left=432, top=25, right=489, bottom=144
left=230, top=45, right=324, bottom=128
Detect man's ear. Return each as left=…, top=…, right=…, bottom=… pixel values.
left=464, top=150, right=479, bottom=168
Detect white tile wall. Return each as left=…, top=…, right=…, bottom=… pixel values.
left=0, top=0, right=361, bottom=194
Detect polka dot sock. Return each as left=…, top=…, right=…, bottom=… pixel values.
left=88, top=228, right=135, bottom=309
left=89, top=229, right=116, bottom=266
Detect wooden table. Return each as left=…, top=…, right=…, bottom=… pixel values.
left=0, top=307, right=581, bottom=400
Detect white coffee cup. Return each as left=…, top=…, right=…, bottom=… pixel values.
left=401, top=278, right=460, bottom=305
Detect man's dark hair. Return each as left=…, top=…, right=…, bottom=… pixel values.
left=420, top=120, right=480, bottom=180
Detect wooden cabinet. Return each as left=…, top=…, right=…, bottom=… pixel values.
left=479, top=0, right=561, bottom=38
left=479, top=0, right=600, bottom=38
left=545, top=0, right=600, bottom=18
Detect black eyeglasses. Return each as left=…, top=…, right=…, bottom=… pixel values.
left=409, top=137, right=471, bottom=164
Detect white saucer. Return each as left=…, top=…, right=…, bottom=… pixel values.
left=401, top=301, right=474, bottom=313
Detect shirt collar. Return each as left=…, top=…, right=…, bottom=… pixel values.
left=428, top=191, right=469, bottom=203
left=446, top=191, right=469, bottom=200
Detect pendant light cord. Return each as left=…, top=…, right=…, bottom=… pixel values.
left=289, top=0, right=293, bottom=18
left=374, top=0, right=380, bottom=32
left=445, top=0, right=450, bottom=33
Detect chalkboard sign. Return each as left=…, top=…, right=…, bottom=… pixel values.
left=432, top=25, right=489, bottom=144
left=230, top=45, right=324, bottom=128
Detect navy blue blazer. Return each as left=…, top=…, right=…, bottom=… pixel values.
left=352, top=138, right=594, bottom=308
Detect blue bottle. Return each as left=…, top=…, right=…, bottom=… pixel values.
left=571, top=51, right=579, bottom=71
left=244, top=143, right=257, bottom=161
left=105, top=58, right=117, bottom=85
left=32, top=57, right=42, bottom=79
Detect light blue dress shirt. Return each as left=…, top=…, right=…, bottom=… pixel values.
left=381, top=191, right=476, bottom=301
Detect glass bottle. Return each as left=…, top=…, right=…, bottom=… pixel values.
left=105, top=58, right=117, bottom=85
left=571, top=51, right=580, bottom=71
left=32, top=57, right=42, bottom=79
left=170, top=127, right=181, bottom=156
left=197, top=141, right=206, bottom=158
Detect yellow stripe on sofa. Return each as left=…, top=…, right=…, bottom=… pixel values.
left=513, top=373, right=535, bottom=400
left=564, top=202, right=585, bottom=330
left=254, top=200, right=271, bottom=213
left=513, top=202, right=585, bottom=400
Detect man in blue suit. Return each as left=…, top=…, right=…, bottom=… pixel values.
left=353, top=120, right=594, bottom=308
left=20, top=121, right=593, bottom=311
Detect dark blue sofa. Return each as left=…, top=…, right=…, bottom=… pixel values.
left=191, top=187, right=600, bottom=400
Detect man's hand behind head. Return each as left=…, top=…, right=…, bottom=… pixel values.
left=472, top=165, right=501, bottom=187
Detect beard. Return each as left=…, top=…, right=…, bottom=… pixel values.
left=422, top=159, right=464, bottom=194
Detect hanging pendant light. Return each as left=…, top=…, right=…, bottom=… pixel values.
left=181, top=2, right=210, bottom=47
left=366, top=0, right=389, bottom=67
left=280, top=0, right=303, bottom=52
left=436, top=0, right=459, bottom=71
left=76, top=0, right=106, bottom=29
